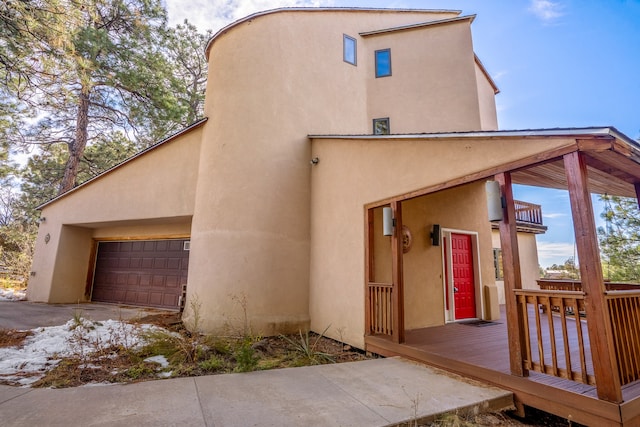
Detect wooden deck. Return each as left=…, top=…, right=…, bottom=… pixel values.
left=365, top=307, right=640, bottom=426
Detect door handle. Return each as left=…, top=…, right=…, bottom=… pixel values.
left=454, top=287, right=459, bottom=293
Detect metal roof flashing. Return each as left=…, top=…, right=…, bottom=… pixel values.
left=308, top=127, right=630, bottom=141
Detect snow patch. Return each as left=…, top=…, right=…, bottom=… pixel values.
left=0, top=288, right=26, bottom=301
left=0, top=318, right=164, bottom=386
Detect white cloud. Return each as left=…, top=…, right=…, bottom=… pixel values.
left=537, top=241, right=575, bottom=266
left=528, top=0, right=565, bottom=23
left=491, top=70, right=508, bottom=82
left=543, top=212, right=566, bottom=219
left=165, top=0, right=335, bottom=32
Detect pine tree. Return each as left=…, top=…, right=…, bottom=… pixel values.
left=598, top=194, right=640, bottom=281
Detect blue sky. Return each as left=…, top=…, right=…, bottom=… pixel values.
left=165, top=0, right=640, bottom=267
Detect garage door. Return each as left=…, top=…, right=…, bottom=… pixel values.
left=91, top=239, right=189, bottom=310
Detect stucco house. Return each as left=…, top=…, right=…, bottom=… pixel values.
left=27, top=8, right=640, bottom=424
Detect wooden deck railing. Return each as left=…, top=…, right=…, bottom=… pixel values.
left=606, top=290, right=640, bottom=386
left=538, top=279, right=640, bottom=292
left=514, top=200, right=543, bottom=226
left=515, top=289, right=594, bottom=385
left=367, top=282, right=393, bottom=336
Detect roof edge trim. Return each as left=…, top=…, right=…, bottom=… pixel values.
left=359, top=14, right=475, bottom=37
left=205, top=7, right=462, bottom=59
left=474, top=54, right=500, bottom=95
left=308, top=127, right=634, bottom=142
left=37, top=118, right=208, bottom=210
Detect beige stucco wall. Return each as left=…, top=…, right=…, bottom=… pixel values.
left=186, top=9, right=482, bottom=335
left=402, top=183, right=495, bottom=330
left=475, top=62, right=499, bottom=130
left=366, top=18, right=485, bottom=133
left=492, top=229, right=541, bottom=304
left=28, top=127, right=202, bottom=302
left=309, top=135, right=575, bottom=349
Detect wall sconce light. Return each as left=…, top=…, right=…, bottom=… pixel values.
left=310, top=157, right=319, bottom=165
left=430, top=224, right=441, bottom=246
left=486, top=180, right=505, bottom=222
left=383, top=206, right=394, bottom=236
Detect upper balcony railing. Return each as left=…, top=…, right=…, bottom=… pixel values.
left=514, top=200, right=544, bottom=226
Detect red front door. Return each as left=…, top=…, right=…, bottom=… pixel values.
left=451, top=233, right=476, bottom=319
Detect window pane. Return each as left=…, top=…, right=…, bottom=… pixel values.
left=343, top=35, right=356, bottom=65
left=373, top=118, right=390, bottom=135
left=375, top=49, right=391, bottom=77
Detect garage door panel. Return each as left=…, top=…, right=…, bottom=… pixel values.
left=167, top=258, right=180, bottom=269
left=92, top=239, right=189, bottom=310
left=153, top=258, right=167, bottom=269
left=165, top=275, right=179, bottom=287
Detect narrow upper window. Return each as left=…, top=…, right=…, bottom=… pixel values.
left=375, top=49, right=391, bottom=77
left=343, top=35, right=357, bottom=65
left=493, top=248, right=504, bottom=280
left=373, top=118, right=390, bottom=135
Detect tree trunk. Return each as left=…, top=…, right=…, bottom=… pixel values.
left=59, top=89, right=90, bottom=194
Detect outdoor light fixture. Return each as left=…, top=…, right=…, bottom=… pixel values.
left=383, top=207, right=394, bottom=236
left=486, top=180, right=504, bottom=222
left=310, top=157, right=319, bottom=165
left=430, top=224, right=441, bottom=246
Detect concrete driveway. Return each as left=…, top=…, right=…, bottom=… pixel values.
left=0, top=301, right=174, bottom=330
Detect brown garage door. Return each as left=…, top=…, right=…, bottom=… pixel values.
left=91, top=239, right=189, bottom=310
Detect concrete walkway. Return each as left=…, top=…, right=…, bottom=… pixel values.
left=0, top=358, right=512, bottom=426
left=0, top=302, right=512, bottom=426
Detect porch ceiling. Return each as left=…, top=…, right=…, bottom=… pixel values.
left=511, top=141, right=640, bottom=198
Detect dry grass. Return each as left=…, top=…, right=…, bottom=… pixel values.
left=0, top=329, right=32, bottom=348
left=0, top=315, right=371, bottom=389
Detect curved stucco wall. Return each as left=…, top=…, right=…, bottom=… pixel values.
left=186, top=9, right=474, bottom=334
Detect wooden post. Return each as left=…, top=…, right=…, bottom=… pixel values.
left=364, top=208, right=375, bottom=336
left=496, top=172, right=527, bottom=377
left=564, top=152, right=622, bottom=403
left=391, top=201, right=405, bottom=343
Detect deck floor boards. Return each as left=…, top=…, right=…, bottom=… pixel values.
left=367, top=306, right=640, bottom=425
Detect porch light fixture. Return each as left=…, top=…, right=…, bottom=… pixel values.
left=383, top=207, right=394, bottom=236
left=430, top=224, right=441, bottom=246
left=486, top=180, right=504, bottom=222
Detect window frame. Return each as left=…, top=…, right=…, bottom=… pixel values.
left=375, top=48, right=392, bottom=78
left=343, top=34, right=357, bottom=65
left=493, top=248, right=504, bottom=280
left=373, top=117, right=390, bottom=135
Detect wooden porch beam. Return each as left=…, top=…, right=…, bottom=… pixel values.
left=496, top=172, right=527, bottom=377
left=391, top=201, right=405, bottom=343
left=635, top=183, right=640, bottom=210
left=563, top=151, right=622, bottom=403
